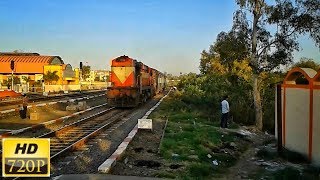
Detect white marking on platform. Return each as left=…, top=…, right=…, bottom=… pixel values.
left=1, top=109, right=15, bottom=113
left=98, top=92, right=170, bottom=173
left=73, top=112, right=81, bottom=115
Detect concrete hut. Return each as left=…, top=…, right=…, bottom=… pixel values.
left=277, top=67, right=320, bottom=164
left=312, top=71, right=320, bottom=164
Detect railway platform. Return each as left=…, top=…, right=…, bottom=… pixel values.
left=28, top=89, right=106, bottom=97
left=0, top=91, right=105, bottom=113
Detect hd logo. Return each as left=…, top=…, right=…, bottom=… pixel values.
left=2, top=138, right=50, bottom=177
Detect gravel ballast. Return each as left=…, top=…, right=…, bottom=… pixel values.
left=51, top=95, right=164, bottom=176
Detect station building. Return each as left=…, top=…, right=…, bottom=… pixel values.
left=43, top=64, right=79, bottom=85
left=0, top=52, right=79, bottom=92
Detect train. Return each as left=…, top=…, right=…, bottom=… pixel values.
left=106, top=55, right=166, bottom=107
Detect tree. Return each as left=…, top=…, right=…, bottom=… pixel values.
left=22, top=76, right=31, bottom=92
left=214, top=11, right=251, bottom=67
left=82, top=65, right=91, bottom=80
left=200, top=11, right=251, bottom=75
left=235, top=0, right=320, bottom=130
left=43, top=71, right=59, bottom=85
left=12, top=49, right=24, bottom=53
left=292, top=57, right=320, bottom=70
left=8, top=76, right=21, bottom=85
left=2, top=76, right=21, bottom=89
left=22, top=76, right=31, bottom=83
left=200, top=50, right=225, bottom=75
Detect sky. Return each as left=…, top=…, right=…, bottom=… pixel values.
left=0, top=0, right=319, bottom=75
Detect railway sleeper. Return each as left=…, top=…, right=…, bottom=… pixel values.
left=62, top=130, right=93, bottom=134
left=51, top=146, right=68, bottom=150
left=56, top=134, right=84, bottom=138
left=64, top=156, right=77, bottom=161
left=51, top=139, right=76, bottom=143
left=68, top=128, right=95, bottom=131
left=51, top=143, right=72, bottom=146
left=51, top=141, right=68, bottom=144
left=56, top=136, right=85, bottom=141
left=57, top=161, right=71, bottom=166
left=76, top=146, right=91, bottom=151
left=80, top=125, right=100, bottom=128
left=79, top=128, right=99, bottom=130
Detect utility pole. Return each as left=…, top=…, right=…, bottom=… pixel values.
left=10, top=60, right=14, bottom=91
left=80, top=62, right=83, bottom=93
left=11, top=71, right=13, bottom=90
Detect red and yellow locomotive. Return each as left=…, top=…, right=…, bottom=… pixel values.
left=106, top=55, right=166, bottom=107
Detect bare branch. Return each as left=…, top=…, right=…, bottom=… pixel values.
left=257, top=27, right=297, bottom=57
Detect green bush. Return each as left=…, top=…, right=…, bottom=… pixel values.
left=176, top=72, right=283, bottom=132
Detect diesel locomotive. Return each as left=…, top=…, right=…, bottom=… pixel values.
left=106, top=55, right=166, bottom=107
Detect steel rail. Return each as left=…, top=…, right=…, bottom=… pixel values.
left=49, top=110, right=130, bottom=159
left=0, top=106, right=114, bottom=163
left=45, top=109, right=130, bottom=159
left=38, top=107, right=116, bottom=139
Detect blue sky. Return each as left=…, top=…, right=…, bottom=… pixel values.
left=0, top=0, right=319, bottom=74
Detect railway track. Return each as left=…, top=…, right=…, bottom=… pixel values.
left=0, top=106, right=122, bottom=179
left=0, top=90, right=105, bottom=110
left=2, top=108, right=139, bottom=180
left=0, top=94, right=165, bottom=179
left=38, top=107, right=128, bottom=159
left=0, top=105, right=128, bottom=159
left=0, top=102, right=111, bottom=155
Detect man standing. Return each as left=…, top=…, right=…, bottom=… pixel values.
left=21, top=94, right=28, bottom=119
left=221, top=95, right=229, bottom=128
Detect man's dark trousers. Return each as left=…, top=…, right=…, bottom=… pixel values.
left=221, top=112, right=228, bottom=128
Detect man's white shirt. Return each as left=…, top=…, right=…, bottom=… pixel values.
left=221, top=100, right=229, bottom=114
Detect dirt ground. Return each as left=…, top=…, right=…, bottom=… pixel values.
left=112, top=117, right=168, bottom=177
left=112, top=119, right=320, bottom=180
left=111, top=119, right=286, bottom=179
left=223, top=128, right=274, bottom=179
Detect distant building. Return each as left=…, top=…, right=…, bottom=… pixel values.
left=43, top=64, right=79, bottom=85
left=87, top=70, right=109, bottom=82
left=95, top=70, right=109, bottom=82
left=0, top=52, right=79, bottom=92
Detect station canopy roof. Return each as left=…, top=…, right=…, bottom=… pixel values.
left=0, top=53, right=64, bottom=74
